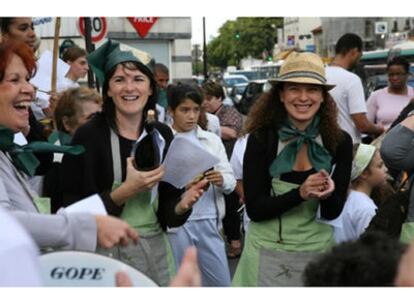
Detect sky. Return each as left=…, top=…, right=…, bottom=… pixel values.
left=191, top=16, right=236, bottom=46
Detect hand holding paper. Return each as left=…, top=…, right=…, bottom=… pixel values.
left=161, top=135, right=220, bottom=189
left=175, top=179, right=209, bottom=215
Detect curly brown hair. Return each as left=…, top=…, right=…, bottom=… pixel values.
left=243, top=83, right=343, bottom=155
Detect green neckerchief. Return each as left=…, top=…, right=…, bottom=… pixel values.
left=48, top=130, right=72, bottom=146
left=0, top=126, right=84, bottom=177
left=269, top=115, right=332, bottom=178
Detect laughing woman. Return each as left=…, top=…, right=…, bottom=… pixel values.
left=232, top=52, right=353, bottom=286
left=0, top=40, right=139, bottom=253
left=60, top=40, right=206, bottom=286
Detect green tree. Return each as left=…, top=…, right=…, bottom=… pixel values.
left=207, top=17, right=283, bottom=69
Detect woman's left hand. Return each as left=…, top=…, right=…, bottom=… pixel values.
left=309, top=170, right=335, bottom=200
left=204, top=170, right=223, bottom=187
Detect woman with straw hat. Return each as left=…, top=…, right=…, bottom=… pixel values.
left=232, top=52, right=353, bottom=286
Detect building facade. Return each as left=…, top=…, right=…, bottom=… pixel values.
left=33, top=17, right=193, bottom=83
left=281, top=17, right=414, bottom=57
left=283, top=17, right=321, bottom=52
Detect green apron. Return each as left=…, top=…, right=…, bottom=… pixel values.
left=400, top=222, right=414, bottom=244
left=96, top=129, right=176, bottom=287
left=232, top=178, right=335, bottom=286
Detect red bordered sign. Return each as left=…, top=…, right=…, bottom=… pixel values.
left=127, top=17, right=159, bottom=38
left=78, top=17, right=108, bottom=43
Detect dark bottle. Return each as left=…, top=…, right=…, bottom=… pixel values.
left=132, top=110, right=160, bottom=171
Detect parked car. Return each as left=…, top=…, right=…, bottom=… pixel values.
left=192, top=75, right=204, bottom=86
left=228, top=70, right=259, bottom=81
left=235, top=80, right=272, bottom=115
left=229, top=83, right=248, bottom=104
left=223, top=75, right=249, bottom=95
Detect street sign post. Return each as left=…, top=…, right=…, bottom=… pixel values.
left=78, top=17, right=107, bottom=43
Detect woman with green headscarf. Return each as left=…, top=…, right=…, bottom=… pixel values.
left=232, top=52, right=353, bottom=286
left=60, top=40, right=207, bottom=286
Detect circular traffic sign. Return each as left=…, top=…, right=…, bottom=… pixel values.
left=78, top=17, right=107, bottom=43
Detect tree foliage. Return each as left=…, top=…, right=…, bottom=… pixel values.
left=207, top=17, right=283, bottom=69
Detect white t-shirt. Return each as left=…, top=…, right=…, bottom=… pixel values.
left=326, top=66, right=367, bottom=143
left=156, top=104, right=166, bottom=123
left=206, top=113, right=221, bottom=138
left=230, top=135, right=248, bottom=180
left=230, top=134, right=250, bottom=231
left=0, top=207, right=42, bottom=286
left=328, top=190, right=377, bottom=244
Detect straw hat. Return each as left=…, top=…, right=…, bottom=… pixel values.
left=270, top=52, right=335, bottom=90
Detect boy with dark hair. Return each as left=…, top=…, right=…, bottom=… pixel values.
left=303, top=232, right=406, bottom=286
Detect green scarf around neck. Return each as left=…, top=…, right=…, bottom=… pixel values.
left=269, top=115, right=332, bottom=178
left=0, top=126, right=84, bottom=177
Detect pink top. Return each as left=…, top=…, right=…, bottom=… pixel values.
left=367, top=86, right=414, bottom=130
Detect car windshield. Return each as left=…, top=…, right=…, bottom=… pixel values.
left=229, top=71, right=258, bottom=81
left=236, top=85, right=247, bottom=94
left=225, top=77, right=248, bottom=86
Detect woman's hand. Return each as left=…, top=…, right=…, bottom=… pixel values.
left=95, top=215, right=139, bottom=248
left=204, top=169, right=223, bottom=187
left=299, top=170, right=335, bottom=200
left=42, top=91, right=59, bottom=118
left=110, top=157, right=165, bottom=205
left=175, top=179, right=209, bottom=215
left=123, top=157, right=164, bottom=193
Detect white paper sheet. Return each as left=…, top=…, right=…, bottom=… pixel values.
left=63, top=194, right=107, bottom=215
left=13, top=132, right=28, bottom=145
left=161, top=135, right=220, bottom=189
left=30, top=50, right=70, bottom=97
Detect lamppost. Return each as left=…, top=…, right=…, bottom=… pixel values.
left=203, top=17, right=208, bottom=79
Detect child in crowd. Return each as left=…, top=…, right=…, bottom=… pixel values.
left=329, top=144, right=388, bottom=243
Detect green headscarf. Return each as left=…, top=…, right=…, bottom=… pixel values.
left=269, top=116, right=332, bottom=178
left=87, top=39, right=155, bottom=85
left=0, top=126, right=84, bottom=176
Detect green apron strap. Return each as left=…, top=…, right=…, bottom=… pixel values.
left=33, top=197, right=51, bottom=214
left=401, top=222, right=414, bottom=244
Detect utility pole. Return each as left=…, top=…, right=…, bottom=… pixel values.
left=195, top=44, right=199, bottom=76
left=84, top=17, right=98, bottom=90
left=203, top=17, right=208, bottom=80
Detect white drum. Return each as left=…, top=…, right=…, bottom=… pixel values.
left=39, top=251, right=158, bottom=287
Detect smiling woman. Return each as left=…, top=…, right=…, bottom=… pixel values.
left=60, top=39, right=208, bottom=286
left=233, top=52, right=353, bottom=287
left=0, top=40, right=36, bottom=133
left=0, top=40, right=141, bottom=254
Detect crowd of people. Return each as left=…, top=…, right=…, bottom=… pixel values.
left=3, top=17, right=414, bottom=287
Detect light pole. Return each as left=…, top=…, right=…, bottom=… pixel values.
left=83, top=17, right=98, bottom=90
left=203, top=17, right=208, bottom=80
